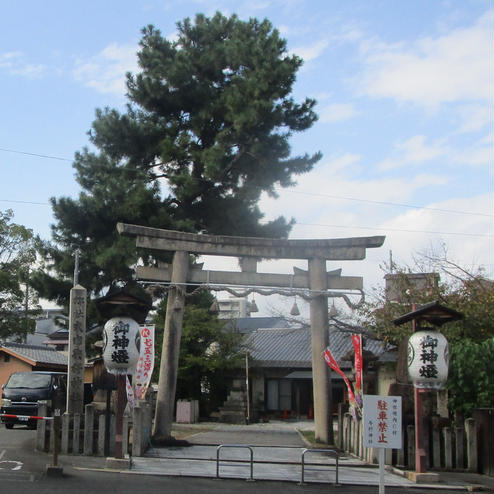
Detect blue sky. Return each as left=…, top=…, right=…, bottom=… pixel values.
left=0, top=0, right=492, bottom=313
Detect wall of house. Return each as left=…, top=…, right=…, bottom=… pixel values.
left=0, top=355, right=32, bottom=389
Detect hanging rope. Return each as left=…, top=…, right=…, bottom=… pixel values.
left=141, top=280, right=365, bottom=308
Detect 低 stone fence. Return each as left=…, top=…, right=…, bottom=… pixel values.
left=337, top=409, right=480, bottom=473
left=35, top=401, right=153, bottom=457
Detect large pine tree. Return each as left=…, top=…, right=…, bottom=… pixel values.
left=33, top=12, right=320, bottom=305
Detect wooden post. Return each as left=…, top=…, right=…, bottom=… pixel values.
left=396, top=427, right=405, bottom=467
left=309, top=257, right=332, bottom=444
left=407, top=424, right=415, bottom=469
left=115, top=375, right=126, bottom=459
left=414, top=387, right=427, bottom=472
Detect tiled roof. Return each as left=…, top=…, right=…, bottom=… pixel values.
left=223, top=317, right=293, bottom=333
left=1, top=342, right=68, bottom=366
left=244, top=327, right=387, bottom=369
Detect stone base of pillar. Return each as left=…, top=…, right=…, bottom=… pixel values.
left=406, top=471, right=440, bottom=483
left=105, top=456, right=131, bottom=470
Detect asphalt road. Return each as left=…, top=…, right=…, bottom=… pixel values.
left=0, top=423, right=489, bottom=493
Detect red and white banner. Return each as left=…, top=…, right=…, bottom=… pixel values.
left=351, top=334, right=363, bottom=406
left=323, top=348, right=356, bottom=402
left=134, top=324, right=155, bottom=400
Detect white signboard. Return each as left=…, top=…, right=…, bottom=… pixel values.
left=363, top=395, right=402, bottom=449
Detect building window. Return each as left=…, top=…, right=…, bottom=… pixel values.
left=266, top=379, right=292, bottom=411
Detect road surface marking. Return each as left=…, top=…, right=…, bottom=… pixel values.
left=0, top=460, right=23, bottom=471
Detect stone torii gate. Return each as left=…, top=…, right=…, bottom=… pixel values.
left=117, top=223, right=385, bottom=443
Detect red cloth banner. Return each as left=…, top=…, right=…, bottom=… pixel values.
left=351, top=334, right=363, bottom=391
left=323, top=348, right=355, bottom=402
left=351, top=334, right=363, bottom=408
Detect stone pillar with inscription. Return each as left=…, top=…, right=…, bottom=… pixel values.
left=67, top=285, right=87, bottom=415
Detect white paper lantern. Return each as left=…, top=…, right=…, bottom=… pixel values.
left=102, top=317, right=140, bottom=375
left=407, top=330, right=449, bottom=390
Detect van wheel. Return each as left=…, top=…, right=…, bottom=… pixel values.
left=5, top=424, right=13, bottom=429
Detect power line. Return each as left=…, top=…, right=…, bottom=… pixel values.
left=292, top=222, right=493, bottom=238
left=279, top=189, right=493, bottom=218
left=0, top=196, right=489, bottom=237
left=0, top=199, right=50, bottom=206
left=1, top=146, right=492, bottom=218
left=0, top=147, right=72, bottom=162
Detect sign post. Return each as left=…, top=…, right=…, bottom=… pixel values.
left=363, top=395, right=402, bottom=494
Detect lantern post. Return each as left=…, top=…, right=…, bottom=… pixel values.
left=95, top=285, right=152, bottom=467
left=102, top=317, right=141, bottom=459
left=394, top=301, right=462, bottom=481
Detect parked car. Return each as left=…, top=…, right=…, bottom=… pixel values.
left=1, top=371, right=67, bottom=429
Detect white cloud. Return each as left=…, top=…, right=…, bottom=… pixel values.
left=324, top=153, right=361, bottom=173
left=0, top=51, right=45, bottom=77
left=259, top=153, right=448, bottom=231
left=378, top=194, right=494, bottom=278
left=73, top=42, right=139, bottom=95
left=360, top=10, right=494, bottom=107
left=456, top=104, right=492, bottom=133
left=320, top=103, right=358, bottom=123
left=377, top=135, right=448, bottom=170
left=292, top=39, right=329, bottom=62
left=451, top=142, right=493, bottom=166
left=378, top=133, right=491, bottom=170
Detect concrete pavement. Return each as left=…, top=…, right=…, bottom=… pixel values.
left=117, top=421, right=492, bottom=491
left=6, top=420, right=489, bottom=491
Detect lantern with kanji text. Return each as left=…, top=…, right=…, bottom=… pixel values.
left=407, top=329, right=449, bottom=390
left=102, top=317, right=140, bottom=375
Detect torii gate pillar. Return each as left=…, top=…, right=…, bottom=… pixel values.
left=153, top=250, right=189, bottom=439
left=309, top=258, right=332, bottom=443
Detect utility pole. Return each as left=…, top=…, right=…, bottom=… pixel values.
left=24, top=266, right=29, bottom=342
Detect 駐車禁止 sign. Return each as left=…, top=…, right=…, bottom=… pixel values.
left=363, top=395, right=402, bottom=449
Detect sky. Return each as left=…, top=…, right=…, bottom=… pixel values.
left=0, top=0, right=492, bottom=316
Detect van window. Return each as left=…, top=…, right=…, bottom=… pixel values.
left=7, top=373, right=51, bottom=389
